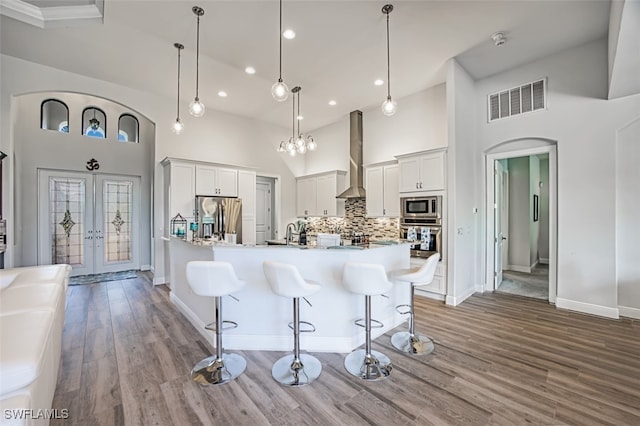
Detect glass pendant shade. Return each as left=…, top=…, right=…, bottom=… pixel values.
left=307, top=137, right=317, bottom=151
left=277, top=141, right=286, bottom=152
left=271, top=80, right=289, bottom=102
left=189, top=98, right=205, bottom=117
left=382, top=96, right=398, bottom=116
left=172, top=118, right=184, bottom=134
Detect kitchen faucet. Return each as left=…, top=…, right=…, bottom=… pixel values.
left=285, top=223, right=297, bottom=245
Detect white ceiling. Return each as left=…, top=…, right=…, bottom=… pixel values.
left=0, top=0, right=611, bottom=131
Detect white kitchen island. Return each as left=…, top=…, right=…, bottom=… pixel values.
left=169, top=238, right=411, bottom=353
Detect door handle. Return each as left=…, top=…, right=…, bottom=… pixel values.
left=85, top=236, right=93, bottom=240
left=501, top=236, right=507, bottom=240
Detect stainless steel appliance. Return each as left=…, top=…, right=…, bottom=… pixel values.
left=401, top=196, right=441, bottom=219
left=400, top=195, right=442, bottom=259
left=195, top=196, right=242, bottom=242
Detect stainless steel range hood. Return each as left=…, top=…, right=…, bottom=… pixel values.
left=336, top=110, right=366, bottom=199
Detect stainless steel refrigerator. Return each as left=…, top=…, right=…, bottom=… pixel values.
left=195, top=196, right=242, bottom=243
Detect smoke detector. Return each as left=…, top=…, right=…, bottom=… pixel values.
left=491, top=32, right=507, bottom=47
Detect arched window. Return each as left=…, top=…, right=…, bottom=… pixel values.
left=41, top=99, right=69, bottom=133
left=82, top=107, right=106, bottom=139
left=118, top=114, right=139, bottom=143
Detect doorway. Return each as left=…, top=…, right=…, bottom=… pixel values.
left=486, top=144, right=557, bottom=303
left=38, top=169, right=140, bottom=276
left=256, top=176, right=276, bottom=245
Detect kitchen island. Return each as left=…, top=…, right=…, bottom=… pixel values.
left=169, top=237, right=410, bottom=353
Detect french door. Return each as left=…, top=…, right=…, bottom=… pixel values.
left=38, top=170, right=140, bottom=276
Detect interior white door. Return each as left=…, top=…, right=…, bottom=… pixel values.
left=256, top=180, right=273, bottom=244
left=38, top=170, right=140, bottom=276
left=494, top=160, right=508, bottom=288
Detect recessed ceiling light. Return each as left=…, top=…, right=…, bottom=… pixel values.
left=328, top=100, right=337, bottom=106
left=218, top=91, right=228, bottom=97
left=283, top=29, right=295, bottom=39
left=245, top=66, right=256, bottom=74
left=374, top=79, right=384, bottom=86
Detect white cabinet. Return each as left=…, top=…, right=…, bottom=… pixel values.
left=238, top=170, right=256, bottom=244
left=195, top=164, right=238, bottom=197
left=398, top=150, right=445, bottom=193
left=410, top=257, right=446, bottom=296
left=162, top=159, right=196, bottom=235
left=365, top=163, right=399, bottom=218
left=296, top=177, right=317, bottom=217
left=296, top=171, right=346, bottom=217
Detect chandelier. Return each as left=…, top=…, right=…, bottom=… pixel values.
left=278, top=86, right=316, bottom=156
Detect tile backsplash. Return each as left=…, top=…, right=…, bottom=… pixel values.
left=306, top=199, right=399, bottom=240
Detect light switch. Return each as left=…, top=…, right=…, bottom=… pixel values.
left=457, top=227, right=463, bottom=235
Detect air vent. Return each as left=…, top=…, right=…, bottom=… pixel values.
left=488, top=78, right=546, bottom=122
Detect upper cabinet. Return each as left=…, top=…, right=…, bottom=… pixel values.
left=397, top=150, right=445, bottom=193
left=365, top=162, right=399, bottom=218
left=296, top=171, right=346, bottom=217
left=195, top=164, right=238, bottom=197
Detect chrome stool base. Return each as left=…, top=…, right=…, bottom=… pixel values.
left=191, top=353, right=247, bottom=385
left=344, top=349, right=392, bottom=381
left=272, top=353, right=322, bottom=386
left=391, top=331, right=434, bottom=355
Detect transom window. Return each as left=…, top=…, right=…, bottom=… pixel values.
left=118, top=114, right=139, bottom=143
left=82, top=107, right=106, bottom=139
left=41, top=99, right=69, bottom=133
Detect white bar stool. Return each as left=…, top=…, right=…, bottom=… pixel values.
left=186, top=261, right=247, bottom=385
left=263, top=261, right=322, bottom=386
left=389, top=253, right=440, bottom=355
left=342, top=262, right=393, bottom=381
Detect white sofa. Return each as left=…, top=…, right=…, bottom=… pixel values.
left=0, top=265, right=71, bottom=426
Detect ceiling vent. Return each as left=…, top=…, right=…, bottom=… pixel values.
left=488, top=78, right=546, bottom=122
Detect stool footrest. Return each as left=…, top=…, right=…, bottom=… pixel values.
left=205, top=320, right=238, bottom=332
left=395, top=304, right=412, bottom=315
left=288, top=320, right=316, bottom=333
left=354, top=318, right=383, bottom=329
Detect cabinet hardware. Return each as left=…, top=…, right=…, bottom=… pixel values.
left=416, top=182, right=419, bottom=189
left=419, top=182, right=423, bottom=189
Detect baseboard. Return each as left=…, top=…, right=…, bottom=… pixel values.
left=556, top=297, right=619, bottom=319
left=506, top=264, right=531, bottom=273
left=414, top=289, right=445, bottom=302
left=539, top=258, right=549, bottom=265
left=445, top=285, right=476, bottom=306
left=140, top=264, right=151, bottom=271
left=153, top=276, right=168, bottom=286
left=619, top=305, right=640, bottom=320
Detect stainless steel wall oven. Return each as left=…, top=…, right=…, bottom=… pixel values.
left=400, top=195, right=442, bottom=259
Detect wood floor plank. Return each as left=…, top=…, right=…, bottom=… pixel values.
left=51, top=274, right=640, bottom=425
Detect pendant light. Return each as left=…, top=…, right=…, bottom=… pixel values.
left=172, top=43, right=185, bottom=134
left=381, top=4, right=397, bottom=116
left=295, top=87, right=316, bottom=153
left=271, top=0, right=289, bottom=102
left=189, top=6, right=205, bottom=117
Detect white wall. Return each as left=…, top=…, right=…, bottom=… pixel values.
left=1, top=54, right=298, bottom=283
left=539, top=158, right=550, bottom=262
left=304, top=84, right=448, bottom=175
left=507, top=157, right=530, bottom=271
left=529, top=155, right=540, bottom=268
left=616, top=117, right=640, bottom=318
left=474, top=38, right=640, bottom=316
left=446, top=59, right=478, bottom=304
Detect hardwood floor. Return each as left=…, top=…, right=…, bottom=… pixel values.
left=51, top=274, right=640, bottom=425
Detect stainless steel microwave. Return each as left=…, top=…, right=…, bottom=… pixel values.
left=401, top=196, right=441, bottom=219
